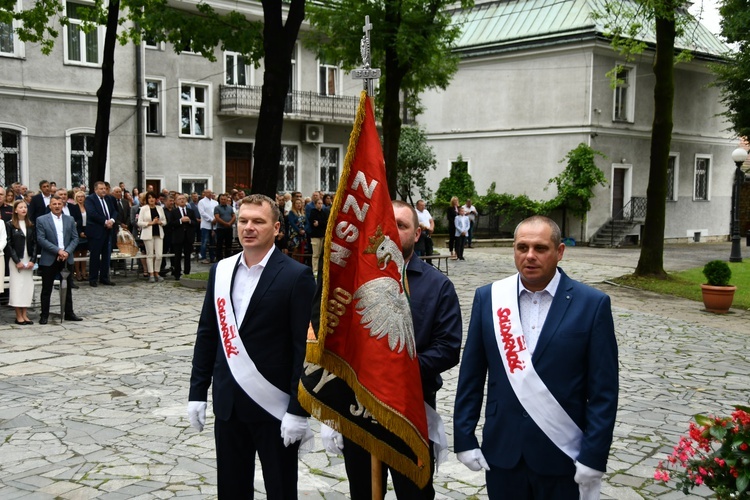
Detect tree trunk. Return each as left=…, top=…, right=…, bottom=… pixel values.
left=382, top=2, right=405, bottom=200
left=251, top=0, right=305, bottom=198
left=90, top=0, right=120, bottom=188
left=635, top=10, right=676, bottom=278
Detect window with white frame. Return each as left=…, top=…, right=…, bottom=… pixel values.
left=693, top=155, right=711, bottom=201
left=181, top=178, right=208, bottom=195
left=180, top=83, right=208, bottom=137
left=65, top=2, right=102, bottom=65
left=70, top=133, right=94, bottom=188
left=320, top=147, right=340, bottom=192
left=225, top=51, right=249, bottom=86
left=278, top=145, right=297, bottom=192
left=666, top=154, right=678, bottom=201
left=0, top=128, right=22, bottom=186
left=145, top=79, right=163, bottom=135
left=1, top=1, right=23, bottom=57
left=318, top=58, right=340, bottom=96
left=613, top=66, right=635, bottom=122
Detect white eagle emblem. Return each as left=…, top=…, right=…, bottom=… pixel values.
left=353, top=226, right=416, bottom=359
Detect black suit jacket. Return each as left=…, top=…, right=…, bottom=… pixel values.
left=6, top=221, right=38, bottom=264
left=189, top=248, right=316, bottom=422
left=113, top=197, right=131, bottom=227
left=170, top=206, right=198, bottom=245
left=28, top=193, right=48, bottom=223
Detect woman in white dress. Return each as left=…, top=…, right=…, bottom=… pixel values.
left=6, top=200, right=36, bottom=325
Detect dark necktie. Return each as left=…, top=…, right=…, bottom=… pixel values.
left=100, top=197, right=110, bottom=219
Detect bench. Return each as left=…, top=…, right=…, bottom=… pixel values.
left=418, top=254, right=452, bottom=275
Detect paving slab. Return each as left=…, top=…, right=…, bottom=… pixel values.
left=1, top=243, right=748, bottom=498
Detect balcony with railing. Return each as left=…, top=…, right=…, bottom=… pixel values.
left=219, top=85, right=359, bottom=123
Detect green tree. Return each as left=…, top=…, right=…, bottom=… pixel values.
left=434, top=154, right=476, bottom=206
left=395, top=126, right=436, bottom=204
left=713, top=0, right=750, bottom=138
left=547, top=143, right=608, bottom=238
left=1, top=0, right=298, bottom=196
left=304, top=0, right=473, bottom=199
left=596, top=0, right=693, bottom=278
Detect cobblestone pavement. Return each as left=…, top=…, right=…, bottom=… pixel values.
left=1, top=243, right=748, bottom=499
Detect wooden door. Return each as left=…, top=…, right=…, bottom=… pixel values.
left=225, top=142, right=253, bottom=192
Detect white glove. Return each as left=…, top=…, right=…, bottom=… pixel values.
left=187, top=401, right=207, bottom=431
left=575, top=461, right=603, bottom=500
left=320, top=424, right=344, bottom=455
left=456, top=448, right=490, bottom=471
left=280, top=413, right=309, bottom=447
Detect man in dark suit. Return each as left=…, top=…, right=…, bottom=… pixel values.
left=159, top=195, right=175, bottom=277
left=84, top=181, right=117, bottom=287
left=453, top=216, right=618, bottom=499
left=36, top=195, right=83, bottom=324
left=320, top=200, right=463, bottom=498
left=169, top=194, right=197, bottom=280
left=188, top=194, right=316, bottom=498
left=28, top=179, right=52, bottom=224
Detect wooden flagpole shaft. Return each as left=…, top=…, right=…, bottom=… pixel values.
left=371, top=454, right=383, bottom=500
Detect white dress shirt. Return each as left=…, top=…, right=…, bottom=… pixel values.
left=518, top=270, right=561, bottom=354
left=231, top=245, right=275, bottom=327
left=52, top=213, right=65, bottom=249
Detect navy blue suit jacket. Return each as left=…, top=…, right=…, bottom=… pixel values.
left=453, top=270, right=618, bottom=475
left=84, top=193, right=116, bottom=240
left=405, top=255, right=462, bottom=404
left=189, top=248, right=316, bottom=422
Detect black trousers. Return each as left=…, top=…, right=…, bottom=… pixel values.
left=214, top=414, right=299, bottom=499
left=455, top=235, right=466, bottom=259
left=88, top=232, right=112, bottom=283
left=215, top=228, right=234, bottom=260
left=171, top=239, right=192, bottom=277
left=485, top=457, right=579, bottom=499
left=342, top=437, right=435, bottom=500
left=40, top=260, right=75, bottom=318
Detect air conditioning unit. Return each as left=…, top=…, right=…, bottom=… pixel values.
left=304, top=124, right=324, bottom=143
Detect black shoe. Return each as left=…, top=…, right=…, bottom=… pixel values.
left=89, top=281, right=98, bottom=287
left=39, top=316, right=48, bottom=325
left=159, top=269, right=168, bottom=278
left=99, top=280, right=115, bottom=286
left=24, top=320, right=34, bottom=325
left=64, top=313, right=83, bottom=321
left=14, top=320, right=25, bottom=325
left=71, top=282, right=79, bottom=289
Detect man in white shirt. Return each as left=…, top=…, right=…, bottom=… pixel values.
left=36, top=196, right=82, bottom=324
left=415, top=199, right=434, bottom=258
left=462, top=199, right=479, bottom=248
left=197, top=189, right=218, bottom=263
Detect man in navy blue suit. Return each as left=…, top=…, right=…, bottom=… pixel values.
left=454, top=215, right=618, bottom=499
left=84, top=181, right=117, bottom=287
left=188, top=194, right=316, bottom=498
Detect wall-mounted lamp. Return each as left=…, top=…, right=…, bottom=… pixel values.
left=621, top=158, right=627, bottom=164
left=237, top=128, right=243, bottom=135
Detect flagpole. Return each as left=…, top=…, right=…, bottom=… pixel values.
left=353, top=16, right=385, bottom=500
left=371, top=454, right=383, bottom=499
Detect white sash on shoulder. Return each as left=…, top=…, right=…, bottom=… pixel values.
left=214, top=254, right=290, bottom=421
left=490, top=274, right=582, bottom=460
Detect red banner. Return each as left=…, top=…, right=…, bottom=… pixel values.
left=300, top=91, right=430, bottom=487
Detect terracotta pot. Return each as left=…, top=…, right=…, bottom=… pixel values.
left=700, top=284, right=737, bottom=314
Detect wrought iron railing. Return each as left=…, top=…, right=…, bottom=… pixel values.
left=593, top=196, right=647, bottom=246
left=219, top=85, right=358, bottom=122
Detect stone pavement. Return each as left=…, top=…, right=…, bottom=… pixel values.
left=0, top=243, right=748, bottom=499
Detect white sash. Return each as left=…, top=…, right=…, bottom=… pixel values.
left=214, top=254, right=290, bottom=421
left=490, top=274, right=583, bottom=460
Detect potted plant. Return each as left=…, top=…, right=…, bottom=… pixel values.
left=654, top=405, right=750, bottom=499
left=700, top=260, right=736, bottom=314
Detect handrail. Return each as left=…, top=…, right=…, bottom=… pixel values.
left=608, top=196, right=647, bottom=246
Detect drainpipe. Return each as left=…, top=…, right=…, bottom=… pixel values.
left=135, top=38, right=144, bottom=190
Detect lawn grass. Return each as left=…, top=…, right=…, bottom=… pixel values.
left=183, top=272, right=210, bottom=280
left=611, top=260, right=750, bottom=311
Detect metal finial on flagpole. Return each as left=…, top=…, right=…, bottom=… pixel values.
left=352, top=15, right=381, bottom=97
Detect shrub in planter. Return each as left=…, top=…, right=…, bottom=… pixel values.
left=700, top=260, right=735, bottom=314
left=703, top=260, right=732, bottom=286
